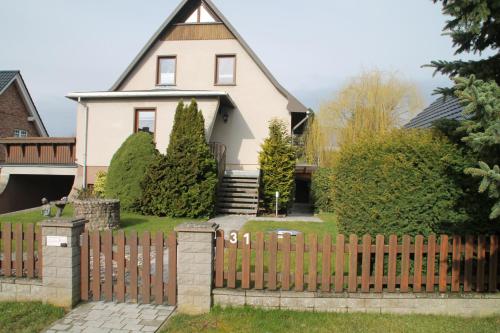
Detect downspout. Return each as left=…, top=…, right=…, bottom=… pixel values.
left=78, top=97, right=89, bottom=189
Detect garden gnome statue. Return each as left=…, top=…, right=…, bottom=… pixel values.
left=41, top=198, right=51, bottom=217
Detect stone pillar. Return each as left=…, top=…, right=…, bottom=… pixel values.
left=175, top=222, right=218, bottom=315
left=40, top=218, right=86, bottom=309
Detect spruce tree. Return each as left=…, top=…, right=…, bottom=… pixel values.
left=259, top=119, right=296, bottom=214
left=140, top=100, right=218, bottom=218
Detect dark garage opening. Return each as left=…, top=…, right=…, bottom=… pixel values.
left=0, top=174, right=74, bottom=214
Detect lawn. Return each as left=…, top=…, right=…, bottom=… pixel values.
left=0, top=205, right=205, bottom=235
left=241, top=213, right=338, bottom=239
left=0, top=301, right=64, bottom=333
left=162, top=306, right=500, bottom=333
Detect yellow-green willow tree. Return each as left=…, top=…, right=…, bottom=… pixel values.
left=304, top=70, right=423, bottom=166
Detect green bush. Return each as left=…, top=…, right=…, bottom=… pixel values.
left=105, top=132, right=158, bottom=211
left=93, top=171, right=107, bottom=198
left=140, top=100, right=217, bottom=218
left=332, top=130, right=474, bottom=236
left=259, top=119, right=296, bottom=214
left=311, top=167, right=335, bottom=212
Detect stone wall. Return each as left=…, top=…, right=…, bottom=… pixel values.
left=73, top=199, right=120, bottom=230
left=213, top=289, right=500, bottom=317
left=0, top=277, right=43, bottom=302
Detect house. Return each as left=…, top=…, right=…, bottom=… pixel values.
left=67, top=0, right=310, bottom=214
left=0, top=70, right=48, bottom=161
left=405, top=96, right=465, bottom=128
left=0, top=71, right=75, bottom=214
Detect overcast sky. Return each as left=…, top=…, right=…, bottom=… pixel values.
left=0, top=0, right=475, bottom=136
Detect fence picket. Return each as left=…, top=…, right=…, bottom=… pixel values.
left=374, top=235, right=384, bottom=293
left=334, top=234, right=344, bottom=293
left=91, top=231, right=100, bottom=301
left=15, top=224, right=23, bottom=278
left=321, top=234, right=332, bottom=292
left=3, top=223, right=12, bottom=277
left=348, top=235, right=358, bottom=292
left=387, top=235, right=397, bottom=292
left=295, top=233, right=304, bottom=292
left=400, top=235, right=411, bottom=292
left=477, top=235, right=486, bottom=292
left=129, top=231, right=139, bottom=302
left=451, top=235, right=461, bottom=292
left=154, top=232, right=164, bottom=304
left=228, top=236, right=237, bottom=289
left=426, top=234, right=436, bottom=292
left=464, top=235, right=474, bottom=292
left=413, top=235, right=424, bottom=292
left=167, top=231, right=177, bottom=306
left=439, top=235, right=449, bottom=293
left=361, top=235, right=371, bottom=292
left=242, top=232, right=251, bottom=289
left=80, top=231, right=89, bottom=301
left=308, top=234, right=318, bottom=292
left=282, top=234, right=291, bottom=291
left=115, top=231, right=125, bottom=302
left=141, top=232, right=151, bottom=303
left=103, top=231, right=113, bottom=302
left=215, top=230, right=225, bottom=288
left=26, top=224, right=35, bottom=278
left=255, top=232, right=264, bottom=290
left=489, top=235, right=498, bottom=292
left=269, top=233, right=278, bottom=290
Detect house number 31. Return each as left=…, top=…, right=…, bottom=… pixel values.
left=229, top=231, right=250, bottom=245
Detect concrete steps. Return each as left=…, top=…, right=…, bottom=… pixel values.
left=217, top=173, right=259, bottom=215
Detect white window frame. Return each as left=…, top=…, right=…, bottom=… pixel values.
left=14, top=129, right=28, bottom=137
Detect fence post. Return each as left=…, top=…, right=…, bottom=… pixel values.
left=40, top=218, right=86, bottom=309
left=175, top=222, right=218, bottom=315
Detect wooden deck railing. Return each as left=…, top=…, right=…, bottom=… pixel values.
left=0, top=137, right=76, bottom=165
left=0, top=223, right=43, bottom=278
left=215, top=231, right=500, bottom=293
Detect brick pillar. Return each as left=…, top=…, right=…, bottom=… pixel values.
left=40, top=218, right=86, bottom=309
left=175, top=222, right=218, bottom=315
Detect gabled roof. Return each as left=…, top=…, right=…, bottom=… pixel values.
left=0, top=70, right=49, bottom=136
left=110, top=0, right=308, bottom=113
left=405, top=96, right=465, bottom=129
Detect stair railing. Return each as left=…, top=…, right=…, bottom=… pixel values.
left=209, top=142, right=227, bottom=190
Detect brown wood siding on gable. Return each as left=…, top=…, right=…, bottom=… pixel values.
left=164, top=23, right=234, bottom=41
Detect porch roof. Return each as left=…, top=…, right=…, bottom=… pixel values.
left=66, top=89, right=236, bottom=108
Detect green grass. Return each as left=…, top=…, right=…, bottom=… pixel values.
left=241, top=213, right=338, bottom=239
left=0, top=205, right=206, bottom=235
left=162, top=306, right=500, bottom=333
left=0, top=301, right=64, bottom=333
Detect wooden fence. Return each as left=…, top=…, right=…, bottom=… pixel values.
left=0, top=223, right=43, bottom=278
left=0, top=137, right=76, bottom=165
left=80, top=230, right=177, bottom=305
left=215, top=231, right=500, bottom=293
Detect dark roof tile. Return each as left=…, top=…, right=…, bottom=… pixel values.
left=405, top=96, right=465, bottom=128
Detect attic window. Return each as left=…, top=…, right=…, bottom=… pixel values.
left=184, top=4, right=217, bottom=23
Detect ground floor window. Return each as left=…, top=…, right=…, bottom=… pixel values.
left=134, top=109, right=156, bottom=135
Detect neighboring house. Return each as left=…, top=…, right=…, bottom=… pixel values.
left=0, top=70, right=48, bottom=161
left=67, top=0, right=310, bottom=214
left=0, top=71, right=75, bottom=214
left=405, top=96, right=465, bottom=129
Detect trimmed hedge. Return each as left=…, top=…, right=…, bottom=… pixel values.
left=105, top=132, right=158, bottom=211
left=331, top=130, right=472, bottom=236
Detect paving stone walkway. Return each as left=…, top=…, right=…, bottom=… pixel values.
left=45, top=302, right=175, bottom=333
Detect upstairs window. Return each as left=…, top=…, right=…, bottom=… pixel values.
left=135, top=109, right=156, bottom=135
left=157, top=56, right=176, bottom=86
left=185, top=4, right=217, bottom=23
left=215, top=55, right=236, bottom=85
left=14, top=129, right=28, bottom=137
